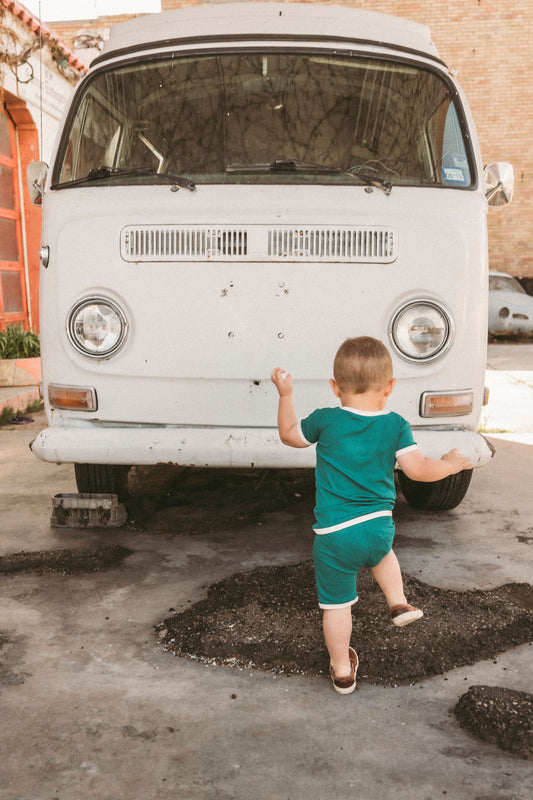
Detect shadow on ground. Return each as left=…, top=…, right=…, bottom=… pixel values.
left=125, top=465, right=316, bottom=532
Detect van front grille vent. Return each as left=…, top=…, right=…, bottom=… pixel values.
left=121, top=226, right=248, bottom=261
left=267, top=227, right=396, bottom=261
left=120, top=225, right=397, bottom=263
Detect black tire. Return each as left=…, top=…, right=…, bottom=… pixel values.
left=398, top=468, right=473, bottom=511
left=74, top=464, right=131, bottom=501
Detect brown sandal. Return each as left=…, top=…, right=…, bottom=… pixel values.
left=390, top=604, right=424, bottom=627
left=330, top=647, right=358, bottom=694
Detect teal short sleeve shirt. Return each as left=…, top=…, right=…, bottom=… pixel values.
left=299, top=406, right=417, bottom=530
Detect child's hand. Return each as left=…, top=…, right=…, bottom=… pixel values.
left=271, top=367, right=293, bottom=396
left=441, top=448, right=472, bottom=473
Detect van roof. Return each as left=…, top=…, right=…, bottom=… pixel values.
left=97, top=2, right=441, bottom=66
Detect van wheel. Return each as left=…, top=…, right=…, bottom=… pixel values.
left=74, top=464, right=131, bottom=501
left=398, top=469, right=473, bottom=511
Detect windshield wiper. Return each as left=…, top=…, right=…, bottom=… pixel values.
left=226, top=159, right=392, bottom=193
left=52, top=165, right=196, bottom=191
left=227, top=159, right=343, bottom=175
left=345, top=166, right=392, bottom=195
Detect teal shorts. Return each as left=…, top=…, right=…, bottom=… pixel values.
left=313, top=515, right=395, bottom=609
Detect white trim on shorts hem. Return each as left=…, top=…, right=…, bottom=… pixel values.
left=313, top=509, right=392, bottom=535
left=319, top=596, right=359, bottom=610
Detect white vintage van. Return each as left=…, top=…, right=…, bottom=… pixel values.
left=29, top=3, right=513, bottom=510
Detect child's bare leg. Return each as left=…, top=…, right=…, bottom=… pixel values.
left=371, top=549, right=407, bottom=608
left=323, top=606, right=353, bottom=677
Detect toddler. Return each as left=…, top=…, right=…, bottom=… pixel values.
left=271, top=336, right=471, bottom=694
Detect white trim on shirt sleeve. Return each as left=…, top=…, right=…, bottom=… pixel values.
left=297, top=421, right=313, bottom=446
left=395, top=444, right=419, bottom=458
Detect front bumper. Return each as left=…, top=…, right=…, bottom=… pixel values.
left=30, top=425, right=494, bottom=469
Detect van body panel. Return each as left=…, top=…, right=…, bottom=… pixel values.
left=38, top=184, right=487, bottom=429
left=99, top=3, right=439, bottom=63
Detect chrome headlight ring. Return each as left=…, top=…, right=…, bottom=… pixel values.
left=67, top=297, right=128, bottom=358
left=389, top=299, right=454, bottom=362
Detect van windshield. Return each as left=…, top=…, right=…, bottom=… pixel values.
left=53, top=52, right=473, bottom=189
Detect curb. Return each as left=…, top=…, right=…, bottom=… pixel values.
left=0, top=385, right=41, bottom=417
left=0, top=356, right=42, bottom=387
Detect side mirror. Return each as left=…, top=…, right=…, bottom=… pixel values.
left=27, top=161, right=48, bottom=206
left=484, top=162, right=514, bottom=207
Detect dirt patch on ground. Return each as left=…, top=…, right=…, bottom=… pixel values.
left=159, top=562, right=532, bottom=686
left=455, top=685, right=532, bottom=759
left=159, top=562, right=532, bottom=758
left=0, top=544, right=131, bottom=575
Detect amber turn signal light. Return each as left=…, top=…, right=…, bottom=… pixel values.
left=420, top=391, right=473, bottom=418
left=48, top=384, right=97, bottom=411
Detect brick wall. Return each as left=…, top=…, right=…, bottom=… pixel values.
left=52, top=0, right=532, bottom=278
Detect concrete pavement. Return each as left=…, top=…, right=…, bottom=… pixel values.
left=482, top=341, right=533, bottom=440
left=0, top=343, right=531, bottom=799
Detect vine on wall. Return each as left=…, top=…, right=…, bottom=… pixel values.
left=0, top=5, right=80, bottom=106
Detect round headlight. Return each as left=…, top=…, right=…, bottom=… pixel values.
left=390, top=301, right=452, bottom=361
left=68, top=298, right=128, bottom=357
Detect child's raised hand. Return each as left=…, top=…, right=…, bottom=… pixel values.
left=271, top=367, right=293, bottom=395
left=440, top=448, right=472, bottom=473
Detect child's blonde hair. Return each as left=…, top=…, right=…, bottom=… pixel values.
left=333, top=337, right=393, bottom=394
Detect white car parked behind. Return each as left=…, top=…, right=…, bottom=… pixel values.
left=488, top=272, right=533, bottom=338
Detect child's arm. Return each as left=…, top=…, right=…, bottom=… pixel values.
left=397, top=447, right=472, bottom=482
left=271, top=368, right=309, bottom=449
